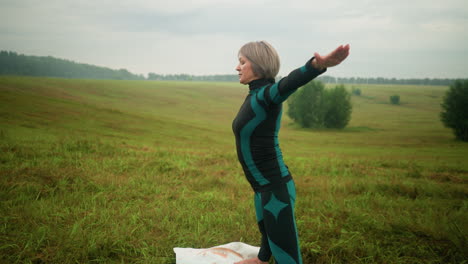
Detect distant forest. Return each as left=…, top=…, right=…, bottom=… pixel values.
left=147, top=73, right=239, bottom=82
left=0, top=51, right=461, bottom=85
left=0, top=51, right=145, bottom=80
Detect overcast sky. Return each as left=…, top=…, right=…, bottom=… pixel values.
left=1, top=0, right=467, bottom=78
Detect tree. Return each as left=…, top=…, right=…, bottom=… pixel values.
left=287, top=81, right=352, bottom=129
left=287, top=81, right=326, bottom=128
left=324, top=84, right=352, bottom=129
left=351, top=87, right=361, bottom=96
left=390, top=95, right=400, bottom=105
left=441, top=80, right=468, bottom=141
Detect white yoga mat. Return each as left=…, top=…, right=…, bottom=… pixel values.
left=174, top=242, right=260, bottom=264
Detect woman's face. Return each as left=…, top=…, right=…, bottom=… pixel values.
left=236, top=55, right=259, bottom=84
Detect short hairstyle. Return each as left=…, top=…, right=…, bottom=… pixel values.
left=238, top=41, right=280, bottom=80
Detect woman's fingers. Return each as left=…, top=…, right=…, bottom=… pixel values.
left=323, top=44, right=350, bottom=67
left=313, top=44, right=350, bottom=69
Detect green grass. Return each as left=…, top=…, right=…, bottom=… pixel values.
left=1, top=76, right=467, bottom=263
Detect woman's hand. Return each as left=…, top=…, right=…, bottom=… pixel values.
left=312, top=44, right=350, bottom=70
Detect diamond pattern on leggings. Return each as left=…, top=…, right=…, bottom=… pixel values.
left=264, top=194, right=288, bottom=221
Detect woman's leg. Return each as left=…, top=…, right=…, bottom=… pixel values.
left=255, top=192, right=272, bottom=262
left=234, top=193, right=270, bottom=264
left=260, top=180, right=302, bottom=264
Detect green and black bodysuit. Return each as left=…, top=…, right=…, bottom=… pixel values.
left=232, top=58, right=325, bottom=263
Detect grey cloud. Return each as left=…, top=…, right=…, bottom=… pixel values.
left=86, top=4, right=332, bottom=38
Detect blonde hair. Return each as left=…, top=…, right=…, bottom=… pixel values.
left=238, top=41, right=280, bottom=80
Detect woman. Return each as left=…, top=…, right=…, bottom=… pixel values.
left=232, top=41, right=350, bottom=264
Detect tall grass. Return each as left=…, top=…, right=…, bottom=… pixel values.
left=0, top=76, right=467, bottom=263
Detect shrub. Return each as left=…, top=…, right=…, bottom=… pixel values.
left=287, top=81, right=326, bottom=128
left=440, top=80, right=468, bottom=141
left=390, top=95, right=400, bottom=105
left=287, top=81, right=352, bottom=129
left=352, top=87, right=361, bottom=96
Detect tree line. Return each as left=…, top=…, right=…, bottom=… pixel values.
left=317, top=76, right=456, bottom=86
left=0, top=51, right=462, bottom=85
left=0, top=51, right=145, bottom=80
left=147, top=73, right=238, bottom=82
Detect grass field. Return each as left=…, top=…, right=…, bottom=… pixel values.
left=0, top=76, right=467, bottom=263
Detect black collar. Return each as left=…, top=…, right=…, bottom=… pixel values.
left=248, top=78, right=275, bottom=91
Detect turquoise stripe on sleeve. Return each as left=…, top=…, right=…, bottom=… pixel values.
left=269, top=82, right=296, bottom=104
left=269, top=83, right=280, bottom=103
left=300, top=65, right=307, bottom=73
